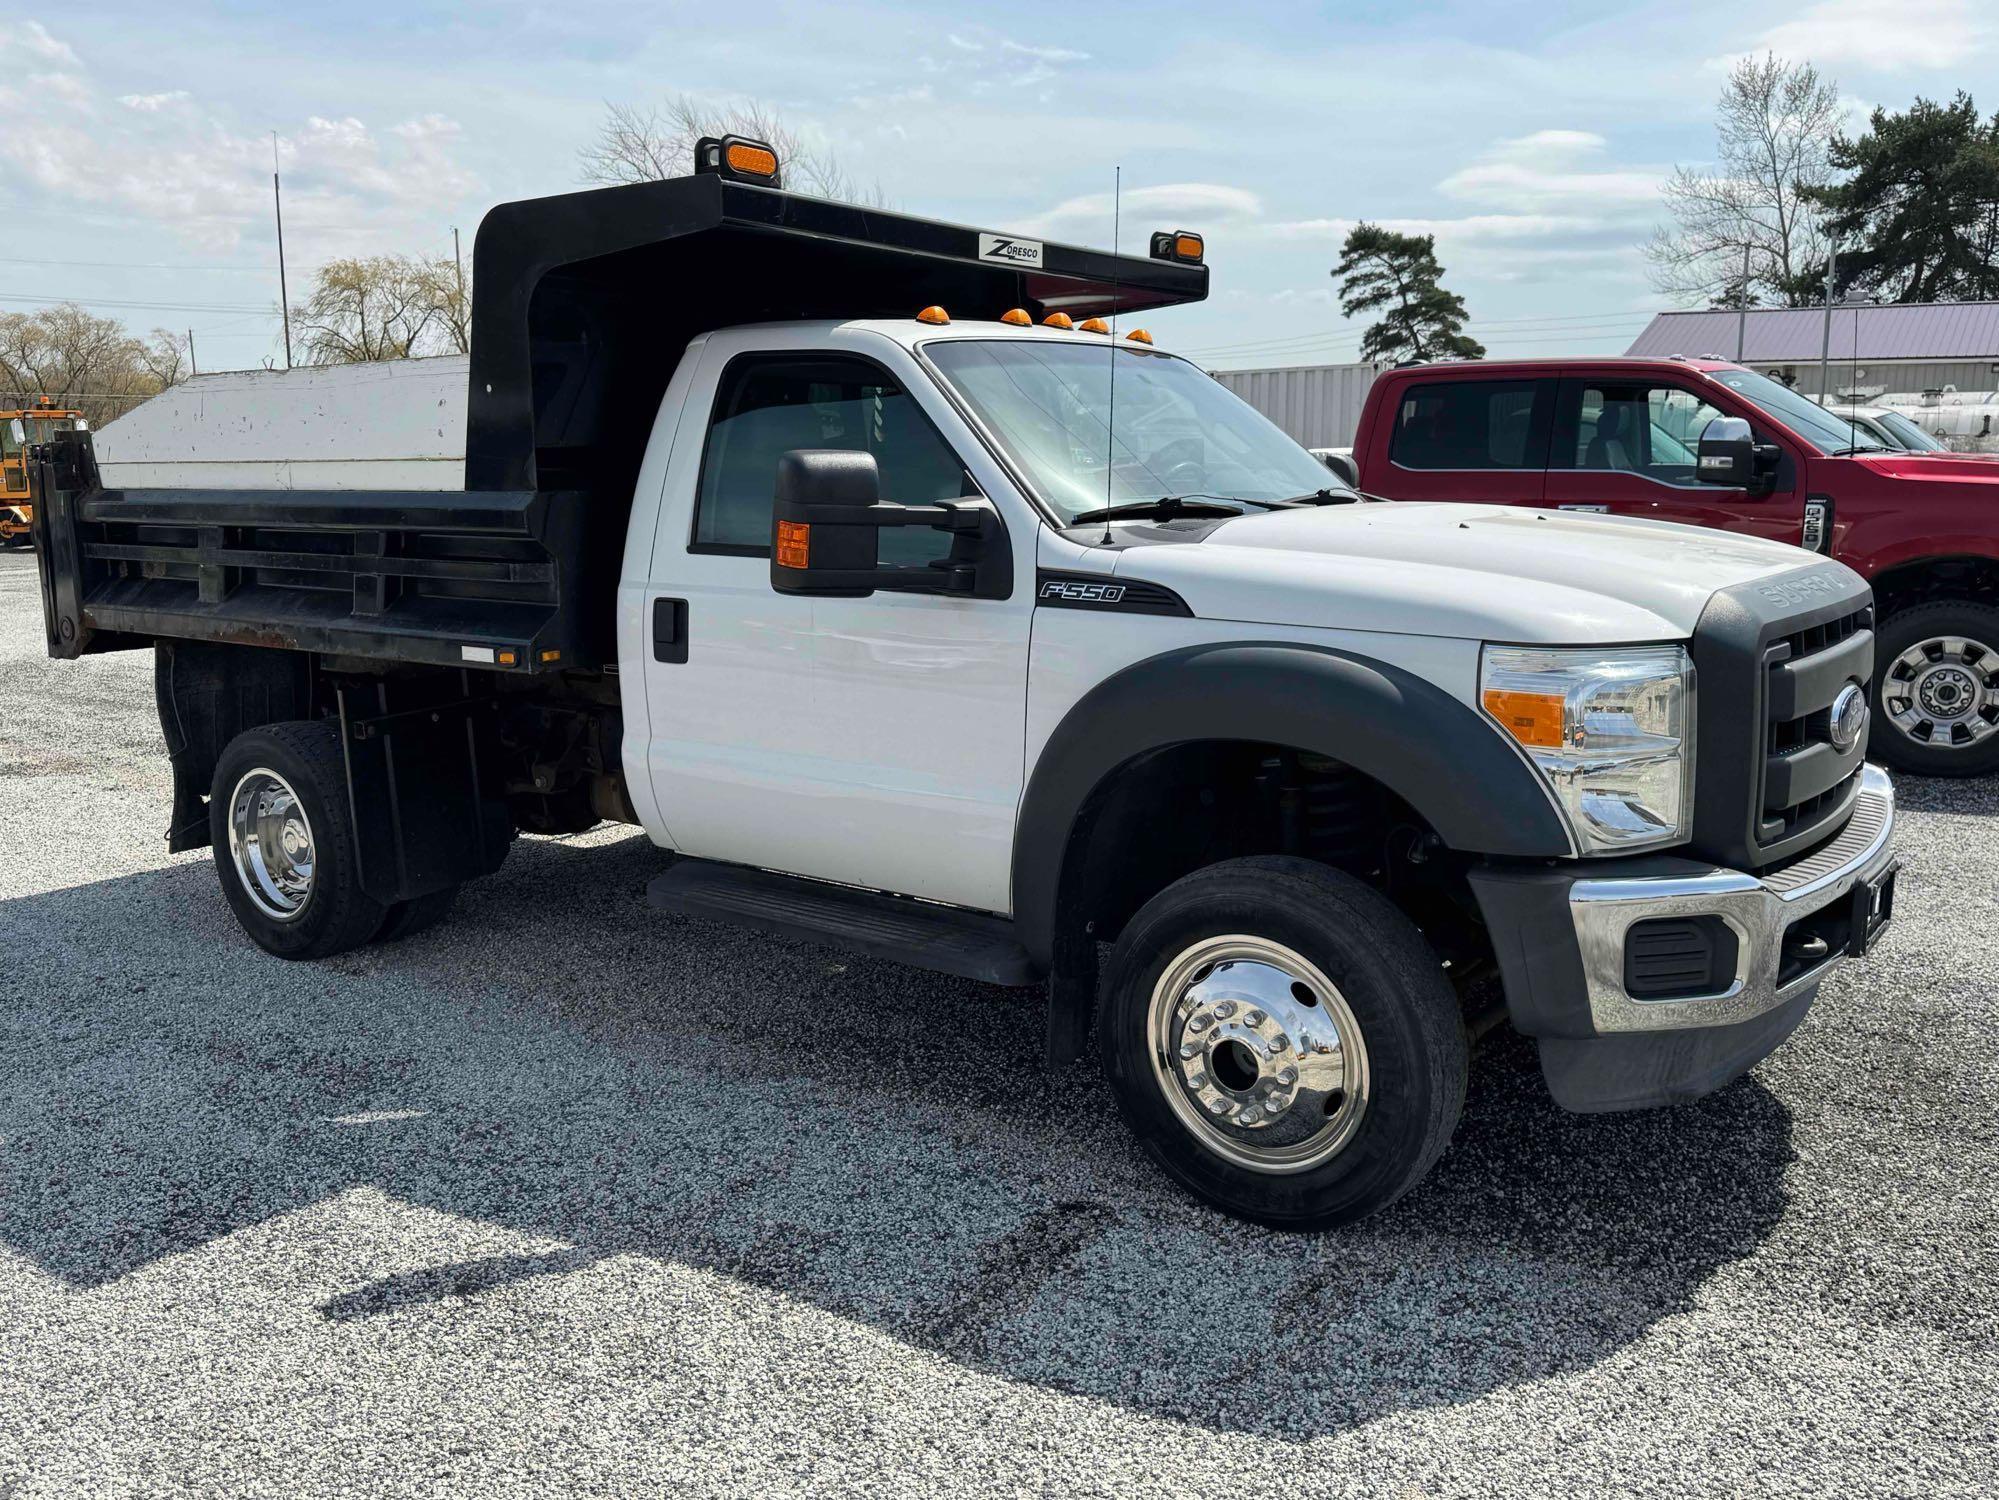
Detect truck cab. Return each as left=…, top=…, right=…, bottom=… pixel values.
left=1349, top=358, right=1999, bottom=775
left=28, top=145, right=1900, bottom=1230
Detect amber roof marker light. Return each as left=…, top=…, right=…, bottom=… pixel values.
left=1149, top=229, right=1205, bottom=265
left=916, top=305, right=951, bottom=325
left=1042, top=312, right=1074, bottom=330
left=694, top=134, right=782, bottom=187
left=1000, top=308, right=1032, bottom=326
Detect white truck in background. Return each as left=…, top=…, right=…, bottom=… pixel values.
left=31, top=141, right=1900, bottom=1229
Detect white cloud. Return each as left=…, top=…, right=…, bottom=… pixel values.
left=119, top=90, right=190, bottom=112
left=0, top=20, right=77, bottom=67
left=1738, top=0, right=1990, bottom=72
left=1267, top=213, right=1596, bottom=243
left=1018, top=182, right=1263, bottom=239
left=1000, top=40, right=1091, bottom=64
left=0, top=28, right=479, bottom=252
left=1439, top=128, right=1661, bottom=211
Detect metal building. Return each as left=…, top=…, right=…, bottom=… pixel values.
left=1209, top=361, right=1386, bottom=449
left=1626, top=302, right=1999, bottom=401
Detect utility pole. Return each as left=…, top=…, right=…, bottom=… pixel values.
left=1818, top=240, right=1838, bottom=402
left=1735, top=240, right=1751, bottom=362
left=273, top=132, right=293, bottom=370
left=453, top=226, right=467, bottom=351
left=187, top=328, right=197, bottom=378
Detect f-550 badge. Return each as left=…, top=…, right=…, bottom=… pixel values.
left=1040, top=579, right=1126, bottom=604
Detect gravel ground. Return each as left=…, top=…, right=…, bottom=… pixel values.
left=1, top=548, right=1994, bottom=1498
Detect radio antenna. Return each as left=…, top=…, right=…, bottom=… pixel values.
left=1102, top=165, right=1121, bottom=547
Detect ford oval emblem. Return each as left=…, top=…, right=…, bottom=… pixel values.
left=1829, top=682, right=1869, bottom=753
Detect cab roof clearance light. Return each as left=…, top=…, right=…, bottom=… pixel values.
left=1149, top=230, right=1204, bottom=265
left=1000, top=308, right=1032, bottom=326
left=694, top=134, right=782, bottom=187
left=916, top=305, right=951, bottom=325
left=1078, top=317, right=1110, bottom=334
left=1042, top=312, right=1074, bottom=330
left=1126, top=329, right=1154, bottom=344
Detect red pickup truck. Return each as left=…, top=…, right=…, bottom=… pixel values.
left=1343, top=357, right=1999, bottom=775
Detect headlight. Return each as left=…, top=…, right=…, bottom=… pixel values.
left=1480, top=644, right=1693, bottom=856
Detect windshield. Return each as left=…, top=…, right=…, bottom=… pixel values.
left=1876, top=409, right=1948, bottom=451
left=1707, top=368, right=1868, bottom=453
left=923, top=339, right=1350, bottom=523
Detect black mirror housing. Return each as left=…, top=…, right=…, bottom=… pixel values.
left=1697, top=416, right=1755, bottom=487
left=770, top=449, right=1011, bottom=600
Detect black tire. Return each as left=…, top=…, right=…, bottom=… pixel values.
left=1099, top=856, right=1468, bottom=1230
left=376, top=886, right=459, bottom=943
left=208, top=720, right=387, bottom=960
left=1872, top=600, right=1999, bottom=777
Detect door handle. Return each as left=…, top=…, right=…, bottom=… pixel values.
left=652, top=597, right=688, bottom=664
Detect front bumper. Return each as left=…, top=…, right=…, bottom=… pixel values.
left=1470, top=764, right=1897, bottom=1111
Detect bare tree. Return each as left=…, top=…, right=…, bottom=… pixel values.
left=138, top=328, right=194, bottom=389
left=292, top=256, right=467, bottom=364
left=579, top=95, right=885, bottom=204
left=1647, top=54, right=1842, bottom=308
left=0, top=304, right=187, bottom=425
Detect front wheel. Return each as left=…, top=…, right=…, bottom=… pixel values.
left=1099, top=856, right=1468, bottom=1230
left=1872, top=601, right=1999, bottom=777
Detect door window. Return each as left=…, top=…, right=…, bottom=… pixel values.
left=1568, top=383, right=1729, bottom=485
left=692, top=354, right=972, bottom=565
left=1388, top=380, right=1549, bottom=470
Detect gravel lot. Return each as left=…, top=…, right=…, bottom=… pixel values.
left=1, top=547, right=1994, bottom=1498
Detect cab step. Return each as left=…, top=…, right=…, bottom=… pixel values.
left=647, top=860, right=1040, bottom=987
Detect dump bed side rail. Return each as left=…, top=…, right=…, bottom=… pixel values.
left=33, top=432, right=597, bottom=673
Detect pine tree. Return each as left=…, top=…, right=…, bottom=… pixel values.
left=1332, top=224, right=1485, bottom=363
left=1804, top=92, right=1999, bottom=303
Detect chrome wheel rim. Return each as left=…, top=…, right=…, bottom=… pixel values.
left=1147, top=935, right=1370, bottom=1175
left=227, top=768, right=316, bottom=921
left=1884, top=635, right=1999, bottom=749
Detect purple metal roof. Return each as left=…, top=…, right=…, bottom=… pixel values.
left=1626, top=302, right=1999, bottom=362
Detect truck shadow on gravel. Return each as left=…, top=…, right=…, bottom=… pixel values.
left=0, top=833, right=1797, bottom=1437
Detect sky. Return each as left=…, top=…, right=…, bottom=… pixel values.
left=2, top=0, right=1994, bottom=374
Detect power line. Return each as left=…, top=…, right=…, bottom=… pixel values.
left=1181, top=309, right=1661, bottom=359
left=0, top=290, right=273, bottom=314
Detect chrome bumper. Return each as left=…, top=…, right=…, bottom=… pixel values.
left=1569, top=764, right=1897, bottom=1034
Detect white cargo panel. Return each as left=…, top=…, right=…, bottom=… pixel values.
left=94, top=356, right=468, bottom=490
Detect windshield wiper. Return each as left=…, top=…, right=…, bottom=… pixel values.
left=1066, top=493, right=1292, bottom=525
left=1829, top=443, right=1892, bottom=456
left=1272, top=488, right=1358, bottom=506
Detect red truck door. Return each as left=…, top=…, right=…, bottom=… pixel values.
left=1543, top=375, right=1804, bottom=546
left=1365, top=375, right=1554, bottom=505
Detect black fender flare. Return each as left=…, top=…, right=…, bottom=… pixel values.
left=1011, top=641, right=1572, bottom=969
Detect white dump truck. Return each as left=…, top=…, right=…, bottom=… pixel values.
left=30, top=139, right=1898, bottom=1228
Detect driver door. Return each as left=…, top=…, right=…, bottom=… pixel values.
left=636, top=330, right=1036, bottom=915
left=1545, top=378, right=1803, bottom=545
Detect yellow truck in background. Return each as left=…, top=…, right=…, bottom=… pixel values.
left=1, top=398, right=87, bottom=547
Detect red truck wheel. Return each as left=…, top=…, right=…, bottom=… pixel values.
left=1872, top=601, right=1999, bottom=777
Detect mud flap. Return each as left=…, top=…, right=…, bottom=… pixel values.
left=338, top=685, right=515, bottom=904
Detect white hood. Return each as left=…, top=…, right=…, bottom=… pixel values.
left=1106, top=502, right=1840, bottom=643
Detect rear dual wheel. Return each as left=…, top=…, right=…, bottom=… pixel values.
left=210, top=720, right=456, bottom=959
left=1099, top=856, right=1468, bottom=1230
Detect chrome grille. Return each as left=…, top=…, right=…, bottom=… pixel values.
left=1761, top=605, right=1872, bottom=848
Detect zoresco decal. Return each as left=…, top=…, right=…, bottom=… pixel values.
left=978, top=233, right=1044, bottom=268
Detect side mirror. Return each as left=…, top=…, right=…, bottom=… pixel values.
left=1697, top=417, right=1782, bottom=496
left=1319, top=451, right=1359, bottom=488
left=769, top=449, right=1011, bottom=600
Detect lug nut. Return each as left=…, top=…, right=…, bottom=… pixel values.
left=1269, top=1033, right=1288, bottom=1053
left=1214, top=1001, right=1236, bottom=1019
left=1245, top=1009, right=1265, bottom=1026
left=1189, top=1011, right=1213, bottom=1032
left=1208, top=1098, right=1230, bottom=1115
left=1186, top=1070, right=1206, bottom=1088
left=1178, top=1042, right=1197, bottom=1060
left=1278, top=1066, right=1298, bottom=1085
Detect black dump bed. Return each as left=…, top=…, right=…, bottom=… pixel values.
left=33, top=169, right=1207, bottom=673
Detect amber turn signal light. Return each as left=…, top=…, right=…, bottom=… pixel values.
left=1149, top=229, right=1205, bottom=264
left=776, top=519, right=811, bottom=569
left=1482, top=689, right=1566, bottom=749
